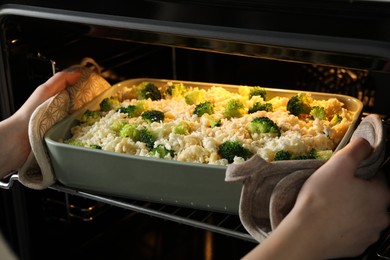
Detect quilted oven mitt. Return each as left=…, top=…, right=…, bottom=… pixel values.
left=18, top=62, right=111, bottom=190
left=225, top=114, right=386, bottom=242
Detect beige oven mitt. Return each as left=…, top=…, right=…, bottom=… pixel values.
left=18, top=60, right=111, bottom=190
left=225, top=114, right=386, bottom=242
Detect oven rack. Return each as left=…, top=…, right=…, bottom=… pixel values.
left=49, top=184, right=257, bottom=243
left=0, top=174, right=256, bottom=243
left=47, top=182, right=257, bottom=243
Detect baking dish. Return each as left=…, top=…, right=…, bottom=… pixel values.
left=44, top=78, right=363, bottom=214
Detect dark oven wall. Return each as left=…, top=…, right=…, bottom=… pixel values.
left=3, top=14, right=390, bottom=116
left=1, top=15, right=304, bottom=103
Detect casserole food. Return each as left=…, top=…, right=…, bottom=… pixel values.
left=44, top=78, right=363, bottom=214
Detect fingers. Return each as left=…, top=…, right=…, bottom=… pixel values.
left=16, top=70, right=81, bottom=117
left=39, top=70, right=81, bottom=97
left=309, top=137, right=372, bottom=181
left=371, top=170, right=390, bottom=205
left=336, top=137, right=372, bottom=163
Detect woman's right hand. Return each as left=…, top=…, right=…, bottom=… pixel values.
left=293, top=137, right=390, bottom=259
left=243, top=137, right=390, bottom=260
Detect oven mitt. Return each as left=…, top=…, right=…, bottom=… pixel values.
left=225, top=156, right=325, bottom=242
left=18, top=59, right=111, bottom=190
left=225, top=114, right=386, bottom=242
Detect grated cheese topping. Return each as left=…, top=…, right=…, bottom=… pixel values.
left=66, top=82, right=355, bottom=165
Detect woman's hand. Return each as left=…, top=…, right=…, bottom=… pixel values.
left=243, top=137, right=390, bottom=260
left=0, top=70, right=81, bottom=178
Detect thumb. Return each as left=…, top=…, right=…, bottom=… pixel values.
left=334, top=137, right=372, bottom=165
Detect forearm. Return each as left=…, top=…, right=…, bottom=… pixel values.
left=243, top=200, right=322, bottom=260
left=0, top=116, right=29, bottom=177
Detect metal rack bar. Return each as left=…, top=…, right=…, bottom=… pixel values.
left=48, top=182, right=257, bottom=243
left=0, top=175, right=256, bottom=243
left=0, top=173, right=18, bottom=189
left=0, top=174, right=256, bottom=242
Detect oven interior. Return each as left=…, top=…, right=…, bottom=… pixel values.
left=0, top=5, right=390, bottom=260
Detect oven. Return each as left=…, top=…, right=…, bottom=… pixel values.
left=0, top=1, right=389, bottom=259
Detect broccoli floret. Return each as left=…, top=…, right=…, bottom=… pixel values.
left=90, top=144, right=102, bottom=149
left=248, top=117, right=281, bottom=137
left=141, top=110, right=165, bottom=123
left=310, top=106, right=326, bottom=120
left=293, top=149, right=330, bottom=160
left=277, top=150, right=316, bottom=160
left=330, top=114, right=342, bottom=125
left=110, top=121, right=127, bottom=132
left=139, top=128, right=156, bottom=149
left=184, top=90, right=206, bottom=105
left=274, top=149, right=332, bottom=161
left=315, top=150, right=333, bottom=160
left=249, top=86, right=267, bottom=100
left=210, top=118, right=222, bottom=128
left=201, top=114, right=222, bottom=128
left=218, top=140, right=251, bottom=163
left=274, top=150, right=292, bottom=161
left=293, top=151, right=317, bottom=160
left=165, top=83, right=187, bottom=98
left=117, top=101, right=147, bottom=117
left=248, top=102, right=273, bottom=113
left=224, top=99, right=245, bottom=119
left=287, top=93, right=312, bottom=117
left=193, top=101, right=215, bottom=117
left=119, top=124, right=157, bottom=150
left=119, top=123, right=141, bottom=140
left=173, top=121, right=190, bottom=135
left=150, top=144, right=174, bottom=158
left=100, top=97, right=121, bottom=112
left=137, top=82, right=162, bottom=101
left=116, top=105, right=139, bottom=118
left=80, top=110, right=101, bottom=126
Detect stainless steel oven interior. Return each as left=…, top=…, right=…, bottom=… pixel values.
left=0, top=3, right=390, bottom=260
